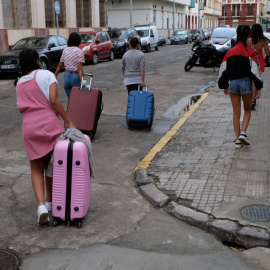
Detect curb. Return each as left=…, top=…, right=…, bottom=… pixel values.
left=133, top=92, right=270, bottom=249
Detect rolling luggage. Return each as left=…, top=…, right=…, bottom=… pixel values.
left=52, top=135, right=91, bottom=228
left=126, top=86, right=154, bottom=130
left=65, top=73, right=102, bottom=139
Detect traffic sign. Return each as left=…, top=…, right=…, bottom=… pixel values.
left=54, top=1, right=60, bottom=15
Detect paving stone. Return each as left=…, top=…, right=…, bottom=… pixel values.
left=235, top=227, right=270, bottom=248
left=134, top=169, right=152, bottom=186
left=207, top=220, right=238, bottom=243
left=139, top=183, right=170, bottom=208
left=165, top=201, right=210, bottom=229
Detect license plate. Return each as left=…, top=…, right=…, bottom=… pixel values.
left=0, top=64, right=15, bottom=69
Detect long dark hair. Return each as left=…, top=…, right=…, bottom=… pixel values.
left=236, top=25, right=251, bottom=48
left=251, top=23, right=266, bottom=45
left=14, top=49, right=40, bottom=85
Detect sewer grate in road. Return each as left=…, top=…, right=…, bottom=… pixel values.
left=240, top=205, right=270, bottom=222
left=0, top=248, right=21, bottom=270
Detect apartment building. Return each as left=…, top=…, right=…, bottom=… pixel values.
left=0, top=0, right=104, bottom=53
left=220, top=0, right=264, bottom=27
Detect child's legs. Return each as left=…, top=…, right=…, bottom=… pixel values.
left=229, top=93, right=241, bottom=139
left=43, top=154, right=52, bottom=202
left=30, top=158, right=46, bottom=205
left=241, top=93, right=253, bottom=133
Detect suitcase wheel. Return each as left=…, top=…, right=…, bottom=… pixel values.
left=53, top=218, right=58, bottom=227
left=77, top=221, right=82, bottom=228
left=75, top=218, right=83, bottom=228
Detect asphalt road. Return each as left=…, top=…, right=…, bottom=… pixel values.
left=0, top=43, right=258, bottom=269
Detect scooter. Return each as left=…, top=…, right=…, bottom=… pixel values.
left=184, top=38, right=231, bottom=72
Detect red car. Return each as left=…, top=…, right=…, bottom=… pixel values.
left=79, top=31, right=114, bottom=64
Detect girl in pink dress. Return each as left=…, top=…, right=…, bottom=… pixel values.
left=16, top=49, right=75, bottom=225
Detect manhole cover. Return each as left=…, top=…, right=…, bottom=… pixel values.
left=0, top=249, right=21, bottom=270
left=240, top=205, right=270, bottom=222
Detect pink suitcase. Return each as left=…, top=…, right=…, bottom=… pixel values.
left=52, top=135, right=91, bottom=228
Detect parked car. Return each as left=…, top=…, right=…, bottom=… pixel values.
left=191, top=29, right=205, bottom=41
left=79, top=31, right=114, bottom=64
left=170, top=29, right=192, bottom=44
left=210, top=27, right=236, bottom=44
left=158, top=36, right=167, bottom=46
left=107, top=27, right=141, bottom=57
left=135, top=24, right=159, bottom=52
left=203, top=29, right=211, bottom=40
left=0, top=35, right=67, bottom=77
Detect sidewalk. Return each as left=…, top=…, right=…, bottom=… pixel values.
left=134, top=68, right=270, bottom=249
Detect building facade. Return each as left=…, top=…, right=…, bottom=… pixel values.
left=219, top=0, right=264, bottom=27
left=0, top=0, right=104, bottom=53
left=107, top=0, right=189, bottom=37
left=107, top=0, right=222, bottom=37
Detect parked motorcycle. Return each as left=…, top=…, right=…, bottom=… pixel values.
left=184, top=39, right=231, bottom=72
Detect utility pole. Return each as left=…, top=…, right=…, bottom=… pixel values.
left=198, top=0, right=200, bottom=28
left=173, top=0, right=175, bottom=33
left=130, top=0, right=133, bottom=27
left=224, top=1, right=226, bottom=26
left=212, top=0, right=215, bottom=29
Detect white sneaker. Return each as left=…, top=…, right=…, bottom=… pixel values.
left=239, top=132, right=250, bottom=145
left=37, top=204, right=49, bottom=225
left=45, top=201, right=52, bottom=212
left=235, top=139, right=242, bottom=149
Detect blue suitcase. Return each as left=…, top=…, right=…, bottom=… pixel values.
left=126, top=88, right=154, bottom=130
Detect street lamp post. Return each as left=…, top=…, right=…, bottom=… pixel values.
left=130, top=0, right=133, bottom=27
left=224, top=1, right=226, bottom=26
left=198, top=1, right=200, bottom=28
left=173, top=0, right=175, bottom=33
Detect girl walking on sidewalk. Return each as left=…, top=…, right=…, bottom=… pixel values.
left=247, top=23, right=269, bottom=110
left=16, top=49, right=75, bottom=224
left=218, top=25, right=263, bottom=148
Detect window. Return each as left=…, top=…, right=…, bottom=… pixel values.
left=100, top=0, right=106, bottom=27
left=57, top=36, right=67, bottom=46
left=233, top=21, right=238, bottom=28
left=97, top=34, right=103, bottom=43
left=45, top=0, right=66, bottom=28
left=2, top=0, right=31, bottom=29
left=101, top=33, right=109, bottom=41
left=76, top=0, right=92, bottom=27
left=233, top=5, right=240, bottom=16
left=247, top=5, right=253, bottom=16
left=49, top=37, right=59, bottom=48
left=153, top=10, right=156, bottom=23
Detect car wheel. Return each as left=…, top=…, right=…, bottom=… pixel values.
left=108, top=50, right=114, bottom=61
left=185, top=38, right=188, bottom=44
left=155, top=45, right=159, bottom=51
left=40, top=59, right=48, bottom=70
left=92, top=53, right=98, bottom=65
left=146, top=44, right=151, bottom=53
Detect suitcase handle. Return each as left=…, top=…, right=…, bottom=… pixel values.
left=138, top=85, right=148, bottom=91
left=80, top=73, right=93, bottom=91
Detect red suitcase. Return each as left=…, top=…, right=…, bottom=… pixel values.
left=65, top=73, right=102, bottom=139
left=52, top=135, right=92, bottom=228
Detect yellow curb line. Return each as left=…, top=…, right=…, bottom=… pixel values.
left=134, top=92, right=209, bottom=172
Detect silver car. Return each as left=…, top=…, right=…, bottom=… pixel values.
left=170, top=30, right=192, bottom=44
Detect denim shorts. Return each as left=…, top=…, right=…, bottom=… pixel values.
left=229, top=77, right=252, bottom=94
left=63, top=70, right=81, bottom=98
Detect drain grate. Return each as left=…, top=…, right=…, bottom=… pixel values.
left=240, top=205, right=270, bottom=222
left=0, top=249, right=21, bottom=270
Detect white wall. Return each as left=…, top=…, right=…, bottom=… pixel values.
left=107, top=0, right=187, bottom=31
